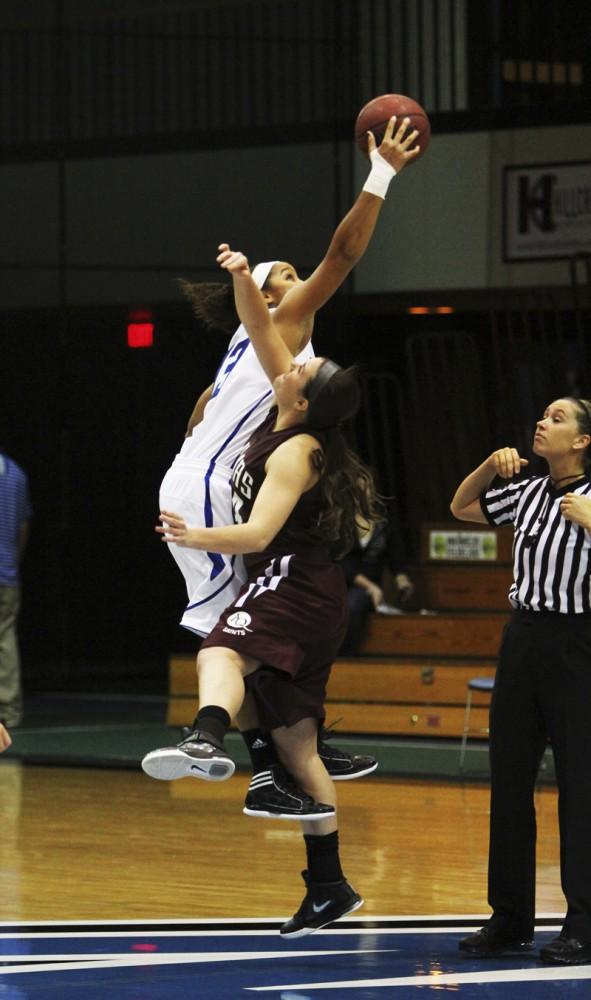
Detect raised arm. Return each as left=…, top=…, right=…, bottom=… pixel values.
left=215, top=249, right=293, bottom=382
left=216, top=115, right=420, bottom=382
left=450, top=448, right=529, bottom=522
left=270, top=117, right=419, bottom=327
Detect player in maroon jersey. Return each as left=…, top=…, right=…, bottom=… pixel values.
left=144, top=244, right=384, bottom=936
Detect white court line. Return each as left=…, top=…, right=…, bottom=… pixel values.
left=0, top=948, right=391, bottom=976
left=248, top=966, right=591, bottom=991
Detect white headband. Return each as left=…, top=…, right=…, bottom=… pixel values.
left=251, top=260, right=278, bottom=289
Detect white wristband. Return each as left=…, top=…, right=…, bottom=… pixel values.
left=362, top=149, right=396, bottom=199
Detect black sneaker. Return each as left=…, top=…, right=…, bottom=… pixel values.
left=318, top=727, right=378, bottom=780
left=540, top=935, right=591, bottom=965
left=280, top=870, right=363, bottom=938
left=141, top=729, right=235, bottom=782
left=243, top=765, right=336, bottom=821
left=459, top=924, right=535, bottom=957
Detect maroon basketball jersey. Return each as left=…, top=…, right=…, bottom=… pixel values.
left=231, top=408, right=330, bottom=566
left=203, top=407, right=347, bottom=704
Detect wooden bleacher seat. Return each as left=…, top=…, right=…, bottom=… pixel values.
left=413, top=564, right=513, bottom=612
left=166, top=522, right=512, bottom=739
left=166, top=623, right=503, bottom=737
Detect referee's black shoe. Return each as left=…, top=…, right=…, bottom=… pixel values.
left=318, top=727, right=378, bottom=780
left=280, top=870, right=363, bottom=938
left=540, top=935, right=591, bottom=965
left=141, top=729, right=235, bottom=782
left=243, top=765, right=335, bottom=821
left=459, top=924, right=535, bottom=957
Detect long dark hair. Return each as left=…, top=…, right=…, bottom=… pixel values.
left=304, top=361, right=384, bottom=557
left=177, top=279, right=239, bottom=334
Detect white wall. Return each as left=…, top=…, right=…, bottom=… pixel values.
left=354, top=122, right=591, bottom=295
left=1, top=123, right=589, bottom=310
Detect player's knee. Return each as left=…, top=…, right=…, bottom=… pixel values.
left=197, top=645, right=258, bottom=678
left=275, top=738, right=318, bottom=780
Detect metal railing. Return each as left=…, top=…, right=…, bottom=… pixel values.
left=3, top=0, right=587, bottom=158
left=2, top=0, right=357, bottom=150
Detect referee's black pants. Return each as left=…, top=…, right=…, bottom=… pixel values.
left=488, top=609, right=591, bottom=943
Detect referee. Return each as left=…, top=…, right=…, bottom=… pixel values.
left=451, top=396, right=591, bottom=966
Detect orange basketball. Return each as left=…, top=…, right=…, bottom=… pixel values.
left=355, top=93, right=431, bottom=162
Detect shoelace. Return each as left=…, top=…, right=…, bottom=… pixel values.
left=318, top=718, right=344, bottom=742
left=180, top=726, right=201, bottom=744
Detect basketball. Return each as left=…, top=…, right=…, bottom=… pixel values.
left=355, top=93, right=431, bottom=162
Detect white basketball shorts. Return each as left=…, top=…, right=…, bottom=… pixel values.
left=159, top=460, right=247, bottom=637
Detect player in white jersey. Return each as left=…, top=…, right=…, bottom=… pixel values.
left=160, top=263, right=314, bottom=637
left=161, top=115, right=419, bottom=640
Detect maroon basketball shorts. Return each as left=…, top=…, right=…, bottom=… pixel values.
left=201, top=553, right=347, bottom=729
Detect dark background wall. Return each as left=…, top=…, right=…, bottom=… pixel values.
left=1, top=295, right=379, bottom=691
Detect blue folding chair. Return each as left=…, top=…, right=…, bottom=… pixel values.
left=459, top=676, right=495, bottom=772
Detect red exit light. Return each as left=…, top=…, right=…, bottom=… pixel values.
left=127, top=322, right=154, bottom=348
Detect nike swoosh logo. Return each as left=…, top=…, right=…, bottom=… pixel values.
left=312, top=900, right=332, bottom=914
left=190, top=765, right=207, bottom=773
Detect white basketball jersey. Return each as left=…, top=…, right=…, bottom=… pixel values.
left=173, top=324, right=315, bottom=473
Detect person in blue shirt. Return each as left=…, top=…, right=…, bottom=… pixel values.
left=0, top=452, right=31, bottom=728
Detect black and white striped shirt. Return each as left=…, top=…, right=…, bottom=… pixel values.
left=481, top=476, right=591, bottom=613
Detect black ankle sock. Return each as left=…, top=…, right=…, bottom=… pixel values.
left=304, top=831, right=343, bottom=884
left=240, top=728, right=279, bottom=773
left=192, top=706, right=231, bottom=747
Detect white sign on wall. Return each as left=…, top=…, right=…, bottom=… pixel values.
left=503, top=160, right=591, bottom=261
left=429, top=531, right=498, bottom=561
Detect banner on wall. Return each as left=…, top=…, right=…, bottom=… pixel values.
left=428, top=530, right=498, bottom=561
left=503, top=160, right=591, bottom=261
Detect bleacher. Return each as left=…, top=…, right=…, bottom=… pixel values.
left=167, top=522, right=513, bottom=742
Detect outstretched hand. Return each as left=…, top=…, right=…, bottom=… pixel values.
left=367, top=116, right=421, bottom=173
left=217, top=243, right=250, bottom=278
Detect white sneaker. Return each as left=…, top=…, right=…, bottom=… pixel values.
left=141, top=730, right=235, bottom=782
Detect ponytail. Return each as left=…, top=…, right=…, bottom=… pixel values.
left=177, top=262, right=277, bottom=335
left=177, top=279, right=238, bottom=334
